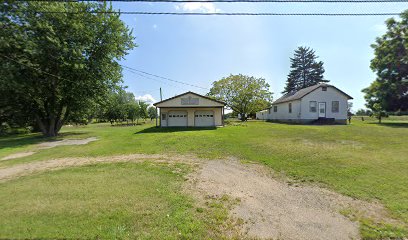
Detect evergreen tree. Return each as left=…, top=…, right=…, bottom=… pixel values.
left=283, top=47, right=326, bottom=94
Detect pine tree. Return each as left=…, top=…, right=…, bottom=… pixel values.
left=282, top=47, right=326, bottom=94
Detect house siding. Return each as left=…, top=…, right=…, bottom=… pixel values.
left=267, top=100, right=302, bottom=123
left=156, top=93, right=224, bottom=108
left=257, top=85, right=351, bottom=124
left=155, top=92, right=225, bottom=127
left=300, top=87, right=349, bottom=122
left=256, top=110, right=268, bottom=120
left=160, top=107, right=223, bottom=127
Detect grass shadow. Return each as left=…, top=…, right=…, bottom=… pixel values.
left=0, top=131, right=89, bottom=150
left=135, top=126, right=217, bottom=134
left=367, top=122, right=408, bottom=128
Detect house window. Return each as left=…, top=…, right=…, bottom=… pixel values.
left=309, top=101, right=317, bottom=112
left=162, top=114, right=167, bottom=120
left=322, top=86, right=327, bottom=91
left=273, top=106, right=277, bottom=112
left=288, top=103, right=292, bottom=113
left=268, top=108, right=271, bottom=114
left=332, top=101, right=339, bottom=113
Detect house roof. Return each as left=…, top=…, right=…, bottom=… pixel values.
left=273, top=83, right=353, bottom=105
left=153, top=91, right=226, bottom=106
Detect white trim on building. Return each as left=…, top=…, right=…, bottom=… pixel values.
left=256, top=83, right=353, bottom=124
left=153, top=92, right=226, bottom=127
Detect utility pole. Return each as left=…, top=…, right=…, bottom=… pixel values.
left=156, top=87, right=162, bottom=128
left=155, top=106, right=158, bottom=127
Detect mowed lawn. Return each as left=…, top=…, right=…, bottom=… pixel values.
left=1, top=163, right=227, bottom=239
left=0, top=116, right=407, bottom=238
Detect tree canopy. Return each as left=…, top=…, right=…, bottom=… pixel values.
left=362, top=10, right=408, bottom=113
left=0, top=1, right=135, bottom=136
left=208, top=74, right=272, bottom=121
left=148, top=106, right=157, bottom=120
left=283, top=46, right=326, bottom=94
left=104, top=89, right=138, bottom=125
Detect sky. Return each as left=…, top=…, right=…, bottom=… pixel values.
left=111, top=1, right=407, bottom=111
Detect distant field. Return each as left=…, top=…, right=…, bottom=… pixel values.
left=0, top=116, right=407, bottom=238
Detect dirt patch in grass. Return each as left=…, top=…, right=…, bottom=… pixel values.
left=0, top=155, right=403, bottom=239
left=1, top=152, right=37, bottom=161
left=1, top=137, right=98, bottom=161
left=186, top=159, right=403, bottom=240
left=0, top=154, right=201, bottom=182
left=36, top=137, right=98, bottom=149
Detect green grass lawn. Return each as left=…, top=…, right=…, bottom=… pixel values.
left=1, top=116, right=407, bottom=238
left=0, top=162, right=233, bottom=239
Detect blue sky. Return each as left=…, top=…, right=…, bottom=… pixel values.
left=113, top=1, right=407, bottom=111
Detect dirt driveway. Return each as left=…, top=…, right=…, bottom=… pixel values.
left=0, top=155, right=399, bottom=239
left=191, top=160, right=359, bottom=239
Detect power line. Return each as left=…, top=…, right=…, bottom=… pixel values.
left=0, top=53, right=74, bottom=83
left=20, top=0, right=408, bottom=3
left=122, top=65, right=210, bottom=90
left=20, top=11, right=404, bottom=15
left=1, top=53, right=208, bottom=91
left=122, top=67, right=192, bottom=92
left=0, top=54, right=197, bottom=96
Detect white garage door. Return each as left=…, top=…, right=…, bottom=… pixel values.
left=168, top=111, right=188, bottom=127
left=195, top=111, right=214, bottom=127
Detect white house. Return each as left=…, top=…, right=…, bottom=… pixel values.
left=153, top=91, right=226, bottom=127
left=257, top=83, right=353, bottom=124
left=256, top=110, right=268, bottom=120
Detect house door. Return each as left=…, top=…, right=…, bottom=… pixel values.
left=318, top=102, right=326, bottom=118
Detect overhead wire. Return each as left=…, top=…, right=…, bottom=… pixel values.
left=15, top=10, right=404, bottom=15
left=18, top=0, right=408, bottom=3
left=122, top=65, right=210, bottom=90
left=7, top=0, right=407, bottom=16
left=122, top=66, right=193, bottom=92
left=0, top=54, right=167, bottom=96
left=0, top=53, right=77, bottom=84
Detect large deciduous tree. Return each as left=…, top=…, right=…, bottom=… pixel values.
left=148, top=106, right=157, bottom=121
left=104, top=89, right=139, bottom=125
left=138, top=101, right=149, bottom=121
left=283, top=46, right=326, bottom=94
left=208, top=74, right=273, bottom=121
left=362, top=10, right=408, bottom=113
left=0, top=1, right=135, bottom=136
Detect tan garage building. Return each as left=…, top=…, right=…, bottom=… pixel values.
left=153, top=91, right=226, bottom=127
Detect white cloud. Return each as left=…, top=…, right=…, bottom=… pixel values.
left=135, top=94, right=156, bottom=106
left=175, top=2, right=221, bottom=13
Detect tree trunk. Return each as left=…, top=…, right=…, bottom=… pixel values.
left=240, top=113, right=246, bottom=121
left=379, top=115, right=382, bottom=124
left=35, top=115, right=58, bottom=137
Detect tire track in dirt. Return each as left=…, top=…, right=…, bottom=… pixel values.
left=0, top=155, right=403, bottom=239
left=187, top=159, right=403, bottom=240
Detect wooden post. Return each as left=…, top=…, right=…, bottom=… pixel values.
left=158, top=108, right=161, bottom=127
left=155, top=107, right=158, bottom=127
left=222, top=107, right=225, bottom=126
